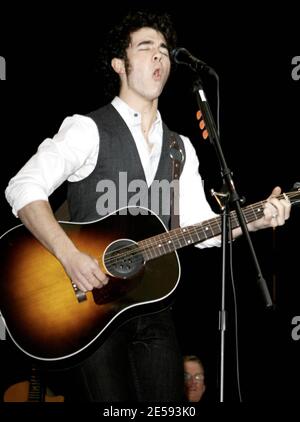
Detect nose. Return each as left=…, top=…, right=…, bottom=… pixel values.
left=153, top=50, right=162, bottom=62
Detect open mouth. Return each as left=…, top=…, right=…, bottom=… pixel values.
left=153, top=68, right=161, bottom=80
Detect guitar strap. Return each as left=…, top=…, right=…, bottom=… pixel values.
left=169, top=134, right=184, bottom=229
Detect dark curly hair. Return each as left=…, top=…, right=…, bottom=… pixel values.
left=98, top=10, right=177, bottom=100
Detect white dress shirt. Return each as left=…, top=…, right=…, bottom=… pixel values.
left=5, top=97, right=220, bottom=248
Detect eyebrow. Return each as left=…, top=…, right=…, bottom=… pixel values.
left=136, top=40, right=168, bottom=49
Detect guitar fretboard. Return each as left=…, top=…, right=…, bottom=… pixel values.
left=28, top=368, right=44, bottom=402
left=137, top=191, right=297, bottom=261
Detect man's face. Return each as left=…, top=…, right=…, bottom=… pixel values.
left=122, top=27, right=171, bottom=102
left=184, top=361, right=206, bottom=402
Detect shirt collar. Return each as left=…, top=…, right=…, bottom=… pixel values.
left=111, top=96, right=162, bottom=129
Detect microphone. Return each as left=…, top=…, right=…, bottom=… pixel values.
left=171, top=47, right=215, bottom=75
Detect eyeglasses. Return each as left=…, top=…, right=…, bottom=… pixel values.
left=184, top=373, right=205, bottom=383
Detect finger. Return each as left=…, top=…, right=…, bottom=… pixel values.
left=267, top=199, right=284, bottom=224
left=93, top=258, right=109, bottom=285
left=269, top=196, right=291, bottom=225
left=281, top=197, right=291, bottom=220
left=269, top=186, right=281, bottom=199
left=80, top=269, right=105, bottom=289
left=276, top=201, right=289, bottom=225
left=264, top=201, right=278, bottom=220
left=93, top=267, right=109, bottom=286
left=263, top=206, right=279, bottom=227
left=73, top=272, right=94, bottom=292
left=76, top=260, right=108, bottom=290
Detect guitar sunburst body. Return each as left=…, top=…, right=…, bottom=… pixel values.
left=4, top=380, right=64, bottom=402
left=0, top=189, right=299, bottom=364
left=0, top=208, right=179, bottom=363
left=3, top=366, right=64, bottom=402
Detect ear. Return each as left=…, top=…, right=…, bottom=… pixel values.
left=111, top=58, right=125, bottom=75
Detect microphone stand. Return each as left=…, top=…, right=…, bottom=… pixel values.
left=193, top=74, right=273, bottom=402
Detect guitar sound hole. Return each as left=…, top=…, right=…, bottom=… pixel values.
left=104, top=239, right=144, bottom=278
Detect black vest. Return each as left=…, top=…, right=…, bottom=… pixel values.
left=67, top=104, right=185, bottom=228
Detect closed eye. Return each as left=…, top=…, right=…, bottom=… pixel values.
left=160, top=48, right=169, bottom=57
left=137, top=41, right=170, bottom=57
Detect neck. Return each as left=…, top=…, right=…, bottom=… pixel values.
left=141, top=104, right=157, bottom=138
left=118, top=92, right=158, bottom=136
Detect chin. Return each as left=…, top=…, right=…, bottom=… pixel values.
left=188, top=393, right=201, bottom=402
left=148, top=86, right=164, bottom=100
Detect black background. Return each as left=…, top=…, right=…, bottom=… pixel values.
left=0, top=0, right=299, bottom=404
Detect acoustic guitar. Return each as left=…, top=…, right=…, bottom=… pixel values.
left=3, top=366, right=64, bottom=402
left=0, top=189, right=299, bottom=364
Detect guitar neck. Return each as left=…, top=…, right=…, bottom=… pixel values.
left=138, top=192, right=296, bottom=261
left=28, top=368, right=44, bottom=402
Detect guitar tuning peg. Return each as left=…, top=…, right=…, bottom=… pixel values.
left=293, top=182, right=300, bottom=190
left=196, top=110, right=202, bottom=120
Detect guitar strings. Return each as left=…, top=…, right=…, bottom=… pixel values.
left=104, top=192, right=298, bottom=265
left=104, top=192, right=298, bottom=266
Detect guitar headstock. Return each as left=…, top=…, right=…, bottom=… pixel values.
left=290, top=182, right=300, bottom=207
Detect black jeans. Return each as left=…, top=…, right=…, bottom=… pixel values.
left=64, top=308, right=184, bottom=402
